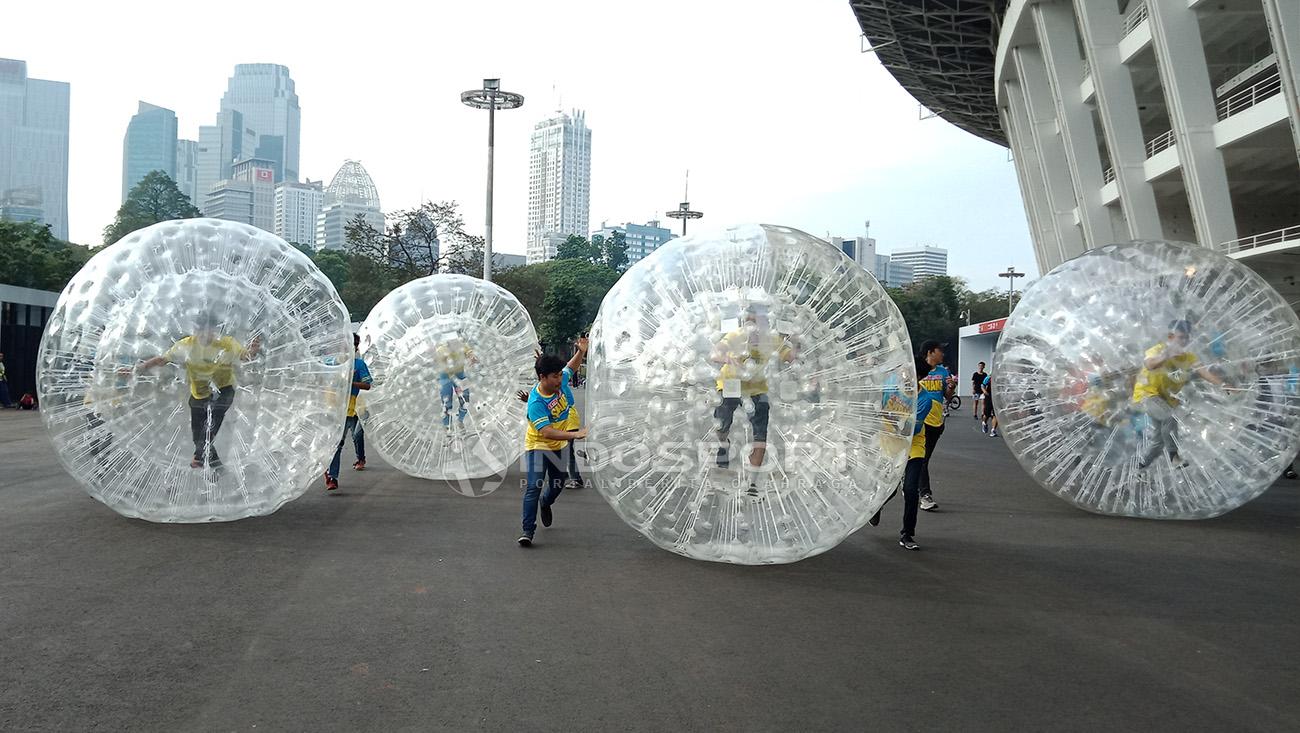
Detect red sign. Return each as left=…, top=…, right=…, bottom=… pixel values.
left=256, top=168, right=274, bottom=182
left=978, top=318, right=1007, bottom=334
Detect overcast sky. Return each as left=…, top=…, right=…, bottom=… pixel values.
left=8, top=0, right=1036, bottom=291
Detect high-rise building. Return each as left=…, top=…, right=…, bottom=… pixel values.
left=527, top=110, right=592, bottom=264
left=889, top=245, right=948, bottom=280
left=0, top=59, right=70, bottom=239
left=204, top=157, right=276, bottom=232
left=275, top=180, right=324, bottom=248
left=175, top=139, right=199, bottom=206
left=196, top=109, right=254, bottom=212
left=121, top=102, right=178, bottom=201
left=591, top=219, right=674, bottom=268
left=316, top=160, right=383, bottom=251
left=871, top=253, right=914, bottom=288
left=828, top=232, right=878, bottom=271
left=220, top=64, right=300, bottom=183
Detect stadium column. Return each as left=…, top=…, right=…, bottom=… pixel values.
left=1146, top=0, right=1239, bottom=248
left=1013, top=45, right=1088, bottom=263
left=1000, top=98, right=1060, bottom=272
left=1072, top=0, right=1164, bottom=241
left=1030, top=1, right=1115, bottom=250
left=1262, top=0, right=1300, bottom=159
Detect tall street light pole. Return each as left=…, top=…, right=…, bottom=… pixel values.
left=998, top=266, right=1025, bottom=316
left=461, top=78, right=523, bottom=282
left=665, top=170, right=703, bottom=236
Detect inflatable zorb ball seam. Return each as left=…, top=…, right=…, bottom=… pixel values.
left=358, top=274, right=538, bottom=486
left=588, top=223, right=916, bottom=564
left=993, top=239, right=1300, bottom=519
left=37, top=218, right=354, bottom=522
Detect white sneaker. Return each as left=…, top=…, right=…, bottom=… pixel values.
left=990, top=429, right=998, bottom=437
left=919, top=495, right=938, bottom=512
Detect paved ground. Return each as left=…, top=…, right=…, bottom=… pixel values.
left=1, top=405, right=1297, bottom=732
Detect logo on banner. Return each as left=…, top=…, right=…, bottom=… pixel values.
left=978, top=318, right=1007, bottom=334
left=256, top=168, right=273, bottom=182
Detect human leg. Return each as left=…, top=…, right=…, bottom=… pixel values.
left=351, top=416, right=366, bottom=464
left=439, top=375, right=455, bottom=428
left=520, top=450, right=547, bottom=539
left=747, top=394, right=770, bottom=468
left=919, top=423, right=944, bottom=503
left=900, top=457, right=924, bottom=542
left=713, top=395, right=740, bottom=467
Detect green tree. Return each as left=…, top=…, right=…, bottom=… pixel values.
left=962, top=286, right=1022, bottom=324
left=494, top=261, right=553, bottom=327
left=888, top=275, right=963, bottom=363
left=312, top=249, right=351, bottom=304
left=103, top=170, right=201, bottom=245
left=346, top=201, right=481, bottom=280
left=0, top=220, right=95, bottom=291
left=555, top=232, right=628, bottom=271
left=538, top=260, right=619, bottom=349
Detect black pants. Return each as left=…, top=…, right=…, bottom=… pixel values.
left=564, top=439, right=583, bottom=483
left=918, top=423, right=944, bottom=498
left=190, top=386, right=235, bottom=464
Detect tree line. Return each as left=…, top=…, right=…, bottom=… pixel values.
left=1, top=170, right=1020, bottom=366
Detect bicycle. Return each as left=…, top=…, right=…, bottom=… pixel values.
left=942, top=394, right=962, bottom=416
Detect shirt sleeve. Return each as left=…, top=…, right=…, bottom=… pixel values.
left=527, top=394, right=553, bottom=431
left=355, top=360, right=372, bottom=385
left=562, top=367, right=572, bottom=389
left=164, top=337, right=189, bottom=363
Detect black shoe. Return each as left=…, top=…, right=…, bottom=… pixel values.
left=540, top=504, right=553, bottom=528
left=868, top=510, right=881, bottom=527
left=1286, top=468, right=1298, bottom=480
left=899, top=536, right=920, bottom=551
left=716, top=446, right=729, bottom=469
left=517, top=533, right=533, bottom=546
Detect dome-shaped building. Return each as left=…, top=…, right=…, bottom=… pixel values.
left=316, top=159, right=383, bottom=251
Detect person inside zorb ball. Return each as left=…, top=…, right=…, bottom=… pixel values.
left=993, top=240, right=1300, bottom=519
left=37, top=218, right=354, bottom=522
left=587, top=224, right=916, bottom=564
left=358, top=274, right=538, bottom=486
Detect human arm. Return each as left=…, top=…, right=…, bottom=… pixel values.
left=353, top=360, right=372, bottom=391
left=566, top=336, right=588, bottom=372
left=241, top=335, right=262, bottom=361
left=540, top=425, right=587, bottom=441
left=517, top=390, right=529, bottom=403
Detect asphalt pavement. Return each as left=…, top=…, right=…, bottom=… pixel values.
left=1, top=405, right=1297, bottom=732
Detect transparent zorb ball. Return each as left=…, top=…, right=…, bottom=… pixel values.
left=588, top=224, right=916, bottom=564
left=37, top=218, right=353, bottom=522
left=993, top=240, right=1300, bottom=518
left=358, top=274, right=538, bottom=487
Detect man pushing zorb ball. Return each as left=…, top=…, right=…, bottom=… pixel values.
left=993, top=239, right=1300, bottom=519
left=37, top=218, right=354, bottom=522
left=587, top=224, right=916, bottom=564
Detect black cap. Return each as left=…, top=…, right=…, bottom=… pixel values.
left=918, top=340, right=947, bottom=356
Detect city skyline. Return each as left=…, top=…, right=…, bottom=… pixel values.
left=527, top=109, right=592, bottom=264
left=4, top=1, right=1032, bottom=290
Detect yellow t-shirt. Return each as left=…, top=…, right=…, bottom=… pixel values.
left=434, top=343, right=474, bottom=375
left=714, top=329, right=791, bottom=397
left=1132, top=342, right=1198, bottom=405
left=166, top=335, right=243, bottom=399
left=525, top=381, right=572, bottom=452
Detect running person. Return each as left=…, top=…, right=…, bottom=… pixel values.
left=132, top=314, right=261, bottom=469
left=971, top=361, right=987, bottom=420
left=914, top=341, right=953, bottom=513
left=518, top=345, right=589, bottom=546
left=324, top=334, right=372, bottom=491
left=1132, top=319, right=1222, bottom=469
left=435, top=336, right=476, bottom=432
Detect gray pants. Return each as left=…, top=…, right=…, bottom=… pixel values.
left=1138, top=397, right=1178, bottom=466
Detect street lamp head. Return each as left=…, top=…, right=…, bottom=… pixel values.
left=461, top=79, right=525, bottom=110
left=483, top=78, right=500, bottom=91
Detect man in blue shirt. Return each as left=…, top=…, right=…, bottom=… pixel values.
left=325, top=334, right=372, bottom=491
left=518, top=337, right=589, bottom=546
left=871, top=340, right=953, bottom=550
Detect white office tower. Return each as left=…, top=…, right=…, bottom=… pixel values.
left=316, top=160, right=383, bottom=251
left=527, top=110, right=592, bottom=264
left=889, top=245, right=948, bottom=279
left=828, top=231, right=878, bottom=271
left=204, top=157, right=276, bottom=232
left=175, top=139, right=200, bottom=205
left=275, top=179, right=324, bottom=248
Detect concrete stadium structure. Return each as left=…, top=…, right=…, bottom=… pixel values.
left=852, top=0, right=1300, bottom=303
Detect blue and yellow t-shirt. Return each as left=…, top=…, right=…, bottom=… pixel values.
left=917, top=363, right=952, bottom=429
left=348, top=357, right=372, bottom=418
left=525, top=367, right=573, bottom=451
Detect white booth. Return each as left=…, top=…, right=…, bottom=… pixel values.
left=957, top=317, right=1006, bottom=397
